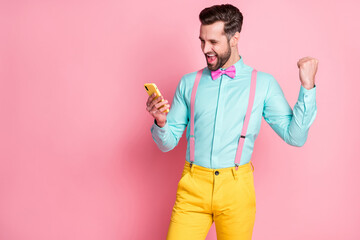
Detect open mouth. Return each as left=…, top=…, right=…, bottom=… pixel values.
left=206, top=54, right=217, bottom=63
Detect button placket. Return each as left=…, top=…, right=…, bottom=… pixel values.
left=211, top=76, right=225, bottom=168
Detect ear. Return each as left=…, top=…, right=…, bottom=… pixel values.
left=230, top=32, right=240, bottom=47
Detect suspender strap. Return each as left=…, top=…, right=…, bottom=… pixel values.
left=189, top=68, right=204, bottom=165
left=234, top=69, right=257, bottom=170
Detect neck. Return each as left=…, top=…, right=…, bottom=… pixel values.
left=221, top=50, right=240, bottom=69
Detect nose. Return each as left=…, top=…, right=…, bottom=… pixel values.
left=203, top=42, right=212, bottom=54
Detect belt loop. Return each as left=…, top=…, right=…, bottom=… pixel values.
left=232, top=167, right=238, bottom=180
left=250, top=161, right=254, bottom=172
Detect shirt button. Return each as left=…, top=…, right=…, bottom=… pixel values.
left=215, top=171, right=219, bottom=175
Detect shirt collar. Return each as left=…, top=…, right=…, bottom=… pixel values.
left=213, top=55, right=245, bottom=78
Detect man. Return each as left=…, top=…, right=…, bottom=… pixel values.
left=146, top=4, right=318, bottom=240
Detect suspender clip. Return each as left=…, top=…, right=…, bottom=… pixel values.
left=235, top=163, right=239, bottom=171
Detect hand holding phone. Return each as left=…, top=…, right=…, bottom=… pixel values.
left=145, top=83, right=170, bottom=127
left=144, top=83, right=169, bottom=113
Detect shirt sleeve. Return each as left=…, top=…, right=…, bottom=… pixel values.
left=150, top=76, right=189, bottom=152
left=262, top=75, right=317, bottom=147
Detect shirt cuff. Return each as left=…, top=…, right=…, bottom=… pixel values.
left=298, top=84, right=316, bottom=104
left=152, top=119, right=169, bottom=132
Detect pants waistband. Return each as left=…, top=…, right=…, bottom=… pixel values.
left=183, top=160, right=254, bottom=180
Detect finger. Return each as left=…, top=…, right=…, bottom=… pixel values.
left=155, top=100, right=168, bottom=109
left=146, top=106, right=153, bottom=112
left=298, top=56, right=312, bottom=63
left=298, top=58, right=308, bottom=64
left=159, top=104, right=170, bottom=113
left=150, top=96, right=165, bottom=110
left=146, top=93, right=154, bottom=109
left=149, top=100, right=168, bottom=114
left=147, top=95, right=162, bottom=111
left=150, top=95, right=164, bottom=107
left=297, top=58, right=309, bottom=68
left=311, top=58, right=319, bottom=64
left=146, top=95, right=156, bottom=111
left=149, top=105, right=159, bottom=115
left=146, top=93, right=157, bottom=107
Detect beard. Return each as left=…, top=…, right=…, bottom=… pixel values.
left=206, top=41, right=232, bottom=71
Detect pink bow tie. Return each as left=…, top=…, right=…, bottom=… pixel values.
left=211, top=65, right=236, bottom=80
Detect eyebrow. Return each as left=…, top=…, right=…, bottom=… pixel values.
left=198, top=37, right=218, bottom=42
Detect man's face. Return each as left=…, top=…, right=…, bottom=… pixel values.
left=199, top=21, right=232, bottom=71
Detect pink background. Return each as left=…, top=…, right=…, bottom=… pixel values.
left=1, top=0, right=359, bottom=239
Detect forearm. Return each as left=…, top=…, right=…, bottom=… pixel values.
left=149, top=75, right=188, bottom=152
left=282, top=85, right=317, bottom=146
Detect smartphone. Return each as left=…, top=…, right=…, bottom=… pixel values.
left=144, top=83, right=169, bottom=113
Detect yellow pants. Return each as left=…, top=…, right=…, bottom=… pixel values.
left=167, top=160, right=256, bottom=240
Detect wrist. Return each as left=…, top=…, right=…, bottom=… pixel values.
left=155, top=119, right=166, bottom=128
left=302, top=83, right=315, bottom=90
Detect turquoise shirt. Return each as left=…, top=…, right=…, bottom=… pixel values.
left=150, top=56, right=317, bottom=169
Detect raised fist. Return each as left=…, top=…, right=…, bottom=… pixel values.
left=297, top=56, right=319, bottom=90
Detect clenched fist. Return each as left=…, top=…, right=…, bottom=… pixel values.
left=297, top=56, right=319, bottom=90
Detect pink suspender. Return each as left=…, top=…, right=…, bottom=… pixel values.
left=189, top=69, right=204, bottom=166
left=234, top=69, right=257, bottom=170
left=189, top=68, right=258, bottom=170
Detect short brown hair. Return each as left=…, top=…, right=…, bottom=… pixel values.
left=199, top=4, right=243, bottom=40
